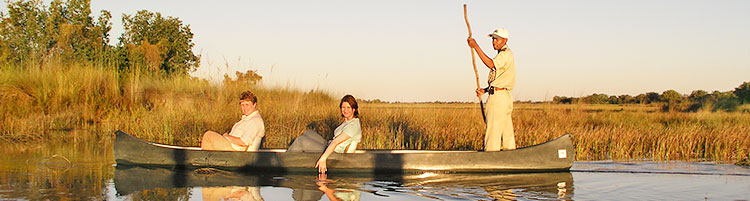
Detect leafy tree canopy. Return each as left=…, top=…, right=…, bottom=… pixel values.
left=0, top=0, right=111, bottom=65
left=660, top=90, right=685, bottom=103
left=120, top=10, right=199, bottom=75
left=734, top=82, right=750, bottom=104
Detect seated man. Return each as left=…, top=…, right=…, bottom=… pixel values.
left=201, top=91, right=265, bottom=151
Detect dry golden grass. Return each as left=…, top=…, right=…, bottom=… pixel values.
left=356, top=103, right=750, bottom=163
left=2, top=64, right=748, bottom=163
left=511, top=104, right=749, bottom=162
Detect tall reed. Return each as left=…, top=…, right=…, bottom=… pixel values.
left=1, top=63, right=748, bottom=163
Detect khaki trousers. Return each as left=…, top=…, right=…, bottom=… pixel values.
left=485, top=90, right=515, bottom=151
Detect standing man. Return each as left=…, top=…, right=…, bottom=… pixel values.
left=467, top=28, right=516, bottom=151
left=201, top=90, right=265, bottom=151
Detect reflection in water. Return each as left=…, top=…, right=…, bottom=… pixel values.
left=387, top=171, right=573, bottom=200
left=0, top=136, right=114, bottom=201
left=129, top=188, right=191, bottom=201
left=202, top=186, right=263, bottom=201
left=4, top=141, right=747, bottom=201
left=113, top=165, right=574, bottom=200
left=316, top=173, right=361, bottom=201
left=2, top=134, right=748, bottom=200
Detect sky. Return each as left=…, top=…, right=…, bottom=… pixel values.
left=4, top=1, right=750, bottom=102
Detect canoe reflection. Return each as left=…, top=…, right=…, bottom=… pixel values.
left=395, top=172, right=573, bottom=200
left=114, top=165, right=573, bottom=200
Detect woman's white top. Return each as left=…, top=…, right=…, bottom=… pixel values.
left=333, top=118, right=362, bottom=153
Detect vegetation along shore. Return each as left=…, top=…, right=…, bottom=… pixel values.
left=1, top=0, right=748, bottom=164
left=2, top=64, right=749, bottom=163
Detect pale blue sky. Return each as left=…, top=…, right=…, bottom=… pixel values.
left=5, top=1, right=750, bottom=102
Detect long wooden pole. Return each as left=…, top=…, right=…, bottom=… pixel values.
left=463, top=4, right=487, bottom=124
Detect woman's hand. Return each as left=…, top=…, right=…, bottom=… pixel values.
left=316, top=173, right=340, bottom=201
left=316, top=173, right=331, bottom=187
left=315, top=158, right=327, bottom=173
left=475, top=88, right=485, bottom=97
left=315, top=132, right=351, bottom=173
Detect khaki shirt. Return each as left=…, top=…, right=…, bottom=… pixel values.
left=228, top=110, right=265, bottom=151
left=488, top=45, right=516, bottom=91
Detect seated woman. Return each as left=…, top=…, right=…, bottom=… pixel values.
left=315, top=95, right=362, bottom=173
left=200, top=90, right=265, bottom=152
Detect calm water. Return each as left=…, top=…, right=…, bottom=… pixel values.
left=1, top=137, right=749, bottom=201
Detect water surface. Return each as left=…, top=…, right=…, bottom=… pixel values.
left=1, top=137, right=748, bottom=200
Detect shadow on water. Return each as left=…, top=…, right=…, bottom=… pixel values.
left=113, top=165, right=575, bottom=200
left=171, top=149, right=188, bottom=188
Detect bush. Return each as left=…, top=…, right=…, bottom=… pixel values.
left=713, top=98, right=740, bottom=112
left=661, top=102, right=691, bottom=112
left=734, top=82, right=750, bottom=104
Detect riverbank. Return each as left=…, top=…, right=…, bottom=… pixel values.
left=1, top=64, right=748, bottom=163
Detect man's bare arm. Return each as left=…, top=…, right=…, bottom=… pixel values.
left=467, top=37, right=495, bottom=70
left=223, top=133, right=248, bottom=147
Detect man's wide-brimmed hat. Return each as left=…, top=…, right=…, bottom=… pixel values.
left=489, top=28, right=509, bottom=39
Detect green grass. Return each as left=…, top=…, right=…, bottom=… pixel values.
left=1, top=63, right=749, bottom=163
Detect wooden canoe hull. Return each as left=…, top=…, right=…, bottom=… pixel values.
left=114, top=130, right=575, bottom=173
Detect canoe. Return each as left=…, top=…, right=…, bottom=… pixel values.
left=114, top=130, right=575, bottom=173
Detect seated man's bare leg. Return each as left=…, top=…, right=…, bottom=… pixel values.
left=201, top=131, right=235, bottom=151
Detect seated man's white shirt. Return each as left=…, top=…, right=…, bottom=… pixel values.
left=228, top=110, right=265, bottom=151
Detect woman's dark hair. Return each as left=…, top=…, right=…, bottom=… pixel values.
left=240, top=90, right=258, bottom=104
left=339, top=94, right=359, bottom=118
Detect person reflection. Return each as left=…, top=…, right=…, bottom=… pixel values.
left=201, top=186, right=264, bottom=201
left=484, top=187, right=516, bottom=201
left=557, top=181, right=567, bottom=199
left=315, top=174, right=361, bottom=201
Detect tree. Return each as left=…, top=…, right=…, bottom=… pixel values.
left=646, top=92, right=660, bottom=103
left=608, top=95, right=621, bottom=104
left=660, top=90, right=685, bottom=103
left=713, top=90, right=737, bottom=100
left=553, top=96, right=578, bottom=104
left=120, top=10, right=199, bottom=75
left=688, top=90, right=708, bottom=102
left=552, top=96, right=566, bottom=104
left=0, top=0, right=48, bottom=64
left=584, top=93, right=609, bottom=104
left=634, top=94, right=647, bottom=104
left=734, top=82, right=750, bottom=104
left=0, top=0, right=111, bottom=65
left=618, top=94, right=635, bottom=104
left=223, top=70, right=263, bottom=86
left=47, top=0, right=111, bottom=62
left=712, top=90, right=740, bottom=112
